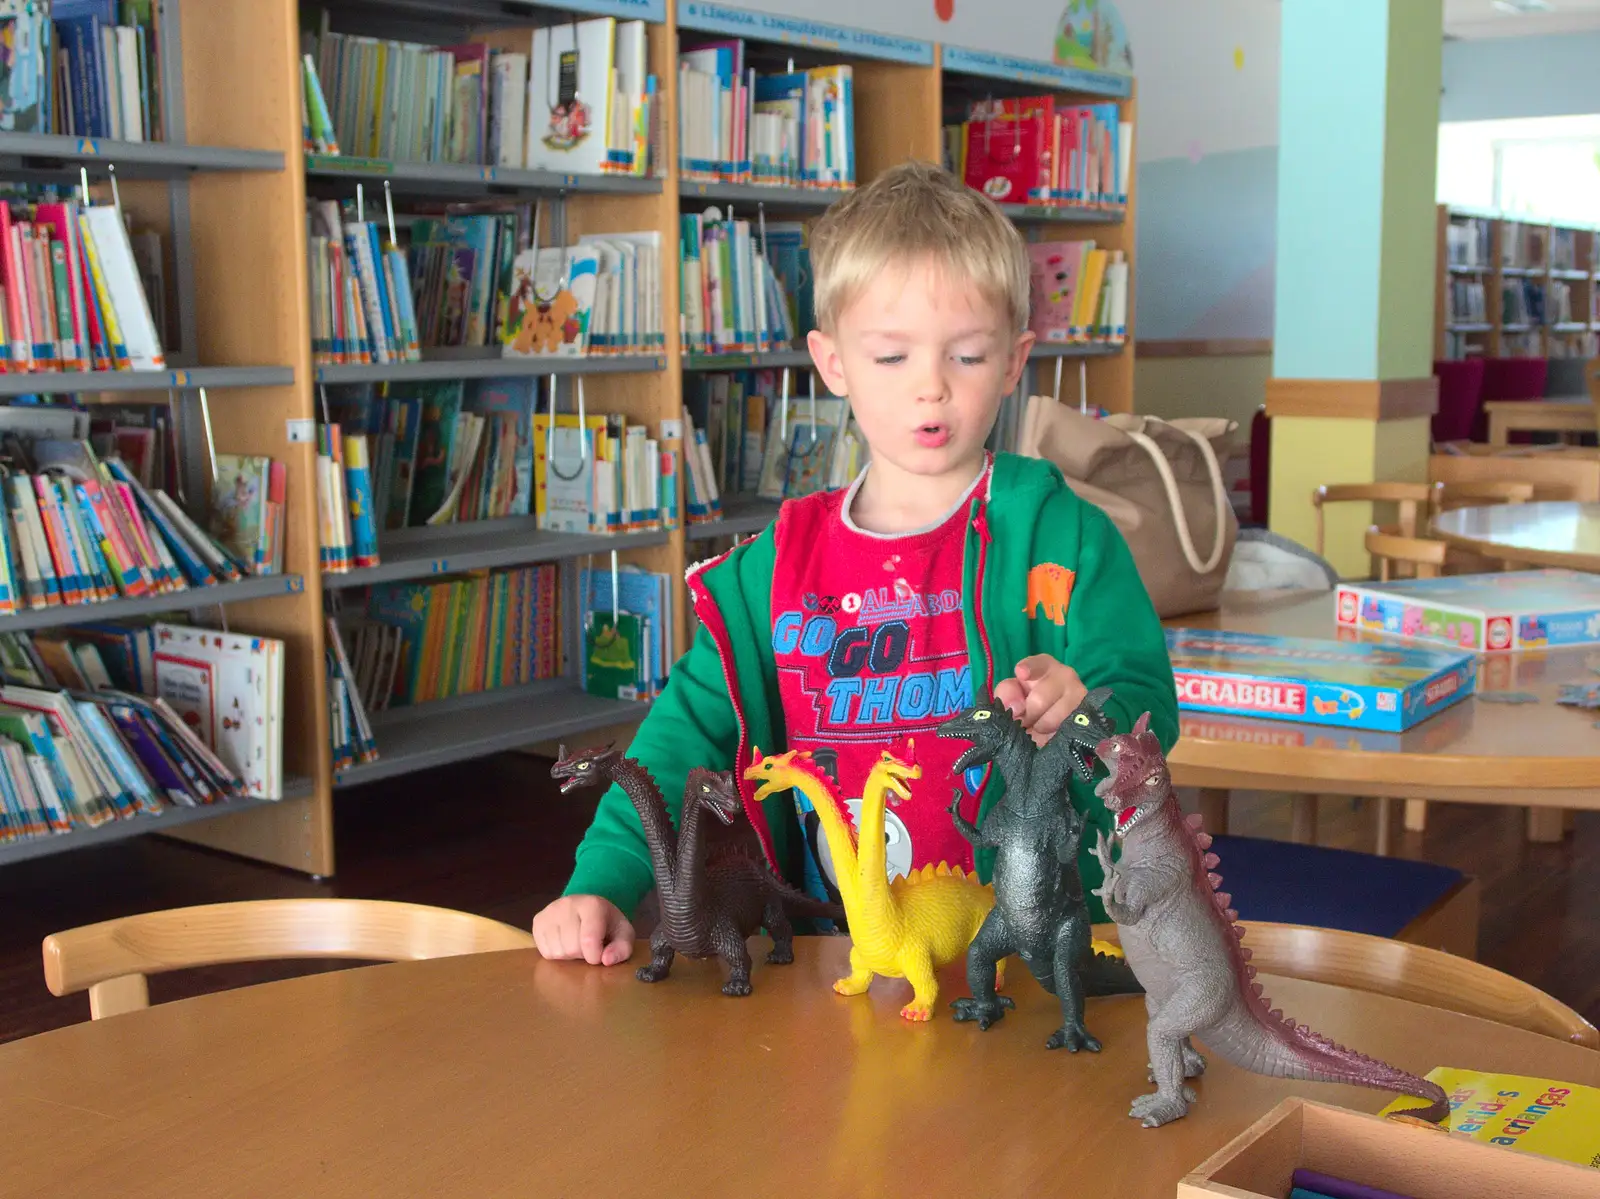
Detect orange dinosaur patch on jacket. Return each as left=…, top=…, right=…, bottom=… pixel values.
left=1025, top=562, right=1075, bottom=625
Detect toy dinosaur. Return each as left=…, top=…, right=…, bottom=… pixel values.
left=744, top=742, right=999, bottom=1021
left=937, top=692, right=1141, bottom=1053
left=552, top=745, right=840, bottom=996
left=1089, top=714, right=1450, bottom=1128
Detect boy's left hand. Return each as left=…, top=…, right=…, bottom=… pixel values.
left=994, top=655, right=1087, bottom=746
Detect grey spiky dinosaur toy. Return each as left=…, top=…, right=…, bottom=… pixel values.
left=1090, top=713, right=1450, bottom=1128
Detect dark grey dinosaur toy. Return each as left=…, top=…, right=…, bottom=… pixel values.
left=936, top=688, right=1142, bottom=1051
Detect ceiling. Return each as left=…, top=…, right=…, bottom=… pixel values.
left=1444, top=0, right=1600, bottom=39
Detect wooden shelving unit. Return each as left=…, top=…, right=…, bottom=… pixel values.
left=10, top=0, right=1135, bottom=877
left=1434, top=204, right=1600, bottom=362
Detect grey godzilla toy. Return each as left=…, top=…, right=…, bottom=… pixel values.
left=552, top=744, right=842, bottom=995
left=936, top=689, right=1142, bottom=1052
left=1090, top=714, right=1450, bottom=1128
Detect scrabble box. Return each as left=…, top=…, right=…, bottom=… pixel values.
left=1166, top=628, right=1477, bottom=733
left=1335, top=569, right=1600, bottom=652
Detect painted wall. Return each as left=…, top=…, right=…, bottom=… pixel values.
left=1441, top=31, right=1600, bottom=122
left=696, top=0, right=1284, bottom=340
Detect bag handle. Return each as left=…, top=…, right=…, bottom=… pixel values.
left=1122, top=420, right=1230, bottom=575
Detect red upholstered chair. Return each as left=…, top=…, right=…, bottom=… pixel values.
left=1431, top=358, right=1485, bottom=446
left=1475, top=357, right=1549, bottom=442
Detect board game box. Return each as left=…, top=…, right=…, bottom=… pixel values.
left=1166, top=628, right=1477, bottom=733
left=1335, top=569, right=1600, bottom=652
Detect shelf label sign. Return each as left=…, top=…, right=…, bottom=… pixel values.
left=940, top=45, right=1131, bottom=98
left=680, top=2, right=933, bottom=65
left=286, top=418, right=315, bottom=443
left=77, top=138, right=99, bottom=155
left=551, top=0, right=666, bottom=21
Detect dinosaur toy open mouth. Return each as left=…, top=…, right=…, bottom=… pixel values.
left=1114, top=804, right=1149, bottom=837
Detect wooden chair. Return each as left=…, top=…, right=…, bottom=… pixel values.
left=1364, top=526, right=1447, bottom=581
left=1093, top=920, right=1598, bottom=1048
left=1311, top=482, right=1439, bottom=559
left=42, top=898, right=535, bottom=1020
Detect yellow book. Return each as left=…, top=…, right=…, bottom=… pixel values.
left=76, top=213, right=130, bottom=369
left=1071, top=248, right=1108, bottom=342
left=1379, top=1067, right=1600, bottom=1167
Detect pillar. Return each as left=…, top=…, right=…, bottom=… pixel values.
left=1267, top=0, right=1442, bottom=577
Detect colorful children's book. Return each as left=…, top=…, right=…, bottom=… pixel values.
left=1166, top=627, right=1477, bottom=733
left=1378, top=1068, right=1600, bottom=1167
left=1336, top=569, right=1600, bottom=653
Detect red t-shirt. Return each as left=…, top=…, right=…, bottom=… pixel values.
left=771, top=465, right=988, bottom=903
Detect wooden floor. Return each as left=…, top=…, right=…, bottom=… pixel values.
left=2, top=753, right=1597, bottom=1042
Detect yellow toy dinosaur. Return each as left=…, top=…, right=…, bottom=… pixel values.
left=745, top=742, right=1000, bottom=1022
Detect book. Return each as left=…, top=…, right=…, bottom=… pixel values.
left=150, top=622, right=282, bottom=799
left=1165, top=627, right=1477, bottom=733
left=1335, top=570, right=1600, bottom=653
left=1378, top=1068, right=1600, bottom=1167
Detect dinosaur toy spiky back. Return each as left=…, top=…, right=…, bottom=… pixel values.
left=1090, top=714, right=1450, bottom=1128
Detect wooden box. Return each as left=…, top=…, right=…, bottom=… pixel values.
left=1178, top=1098, right=1600, bottom=1198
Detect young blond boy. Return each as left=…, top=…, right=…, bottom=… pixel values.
left=533, top=160, right=1177, bottom=965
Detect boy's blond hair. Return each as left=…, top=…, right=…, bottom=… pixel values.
left=808, top=159, right=1029, bottom=335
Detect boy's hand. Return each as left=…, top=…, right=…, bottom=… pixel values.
left=994, top=654, right=1088, bottom=746
left=532, top=895, right=635, bottom=966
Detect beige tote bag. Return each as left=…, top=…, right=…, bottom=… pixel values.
left=1019, top=398, right=1239, bottom=618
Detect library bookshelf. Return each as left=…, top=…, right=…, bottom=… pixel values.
left=1435, top=204, right=1600, bottom=362
left=0, top=0, right=1136, bottom=878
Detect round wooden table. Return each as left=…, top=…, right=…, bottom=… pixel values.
left=1166, top=591, right=1600, bottom=816
left=1431, top=501, right=1600, bottom=571
left=2, top=942, right=1597, bottom=1196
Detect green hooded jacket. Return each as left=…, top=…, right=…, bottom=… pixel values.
left=563, top=452, right=1179, bottom=922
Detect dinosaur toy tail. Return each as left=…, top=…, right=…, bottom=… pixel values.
left=1080, top=949, right=1144, bottom=998
left=1204, top=1000, right=1450, bottom=1124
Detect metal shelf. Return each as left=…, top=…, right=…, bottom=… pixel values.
left=1000, top=203, right=1125, bottom=225
left=0, top=366, right=293, bottom=395
left=1029, top=343, right=1123, bottom=359
left=0, top=134, right=283, bottom=180
left=334, top=680, right=648, bottom=788
left=1446, top=323, right=1493, bottom=332
left=1447, top=264, right=1490, bottom=274
left=679, top=181, right=841, bottom=210
left=305, top=154, right=662, bottom=200
left=0, top=574, right=306, bottom=633
left=322, top=520, right=669, bottom=590
left=1551, top=269, right=1590, bottom=280
left=1500, top=266, right=1543, bottom=277
left=686, top=496, right=781, bottom=542
left=682, top=348, right=812, bottom=371
left=314, top=350, right=665, bottom=384
left=0, top=781, right=312, bottom=869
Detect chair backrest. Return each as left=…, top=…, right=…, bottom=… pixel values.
left=1311, top=482, right=1439, bottom=557
left=1091, top=920, right=1598, bottom=1048
left=1433, top=479, right=1535, bottom=512
left=1365, top=526, right=1447, bottom=581
left=1431, top=357, right=1486, bottom=445
left=42, top=898, right=535, bottom=1019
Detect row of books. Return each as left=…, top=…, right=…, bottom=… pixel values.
left=1501, top=222, right=1547, bottom=271
left=1027, top=241, right=1129, bottom=346
left=0, top=432, right=259, bottom=615
left=580, top=564, right=673, bottom=701
left=0, top=617, right=284, bottom=843
left=1445, top=217, right=1491, bottom=269
left=0, top=196, right=165, bottom=373
left=303, top=17, right=657, bottom=178
left=535, top=404, right=680, bottom=536
left=681, top=376, right=863, bottom=522
left=1445, top=276, right=1488, bottom=324
left=0, top=0, right=164, bottom=143
left=306, top=200, right=421, bottom=367
left=1548, top=279, right=1582, bottom=326
left=324, top=616, right=376, bottom=771
left=504, top=231, right=666, bottom=358
left=679, top=210, right=804, bottom=355
left=347, top=563, right=561, bottom=710
left=1501, top=278, right=1546, bottom=327
left=1548, top=330, right=1599, bottom=358
left=316, top=422, right=375, bottom=575
left=947, top=97, right=1130, bottom=210
left=678, top=42, right=854, bottom=190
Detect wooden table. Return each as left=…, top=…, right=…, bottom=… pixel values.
left=1165, top=591, right=1600, bottom=845
left=1485, top=396, right=1596, bottom=447
left=2, top=943, right=1596, bottom=1196
left=1431, top=501, right=1600, bottom=572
